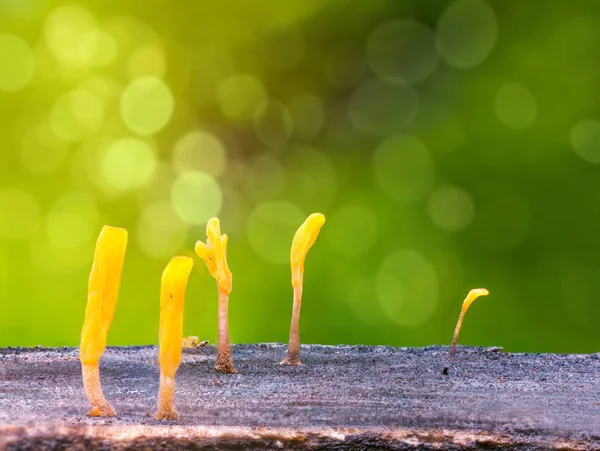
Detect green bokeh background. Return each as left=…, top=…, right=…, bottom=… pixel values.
left=1, top=0, right=600, bottom=353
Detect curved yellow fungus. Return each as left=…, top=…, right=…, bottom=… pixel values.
left=195, top=218, right=237, bottom=373
left=450, top=288, right=490, bottom=356
left=155, top=256, right=194, bottom=421
left=80, top=226, right=128, bottom=417
left=282, top=213, right=326, bottom=365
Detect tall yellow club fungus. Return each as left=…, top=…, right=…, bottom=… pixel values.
left=195, top=218, right=237, bottom=373
left=450, top=288, right=490, bottom=356
left=282, top=213, right=326, bottom=366
left=80, top=226, right=128, bottom=417
left=155, top=256, right=194, bottom=421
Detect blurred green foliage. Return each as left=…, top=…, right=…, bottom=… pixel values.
left=1, top=0, right=600, bottom=353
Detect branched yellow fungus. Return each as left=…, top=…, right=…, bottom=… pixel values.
left=450, top=288, right=490, bottom=356
left=155, top=256, right=194, bottom=421
left=80, top=226, right=128, bottom=417
left=195, top=218, right=237, bottom=373
left=282, top=213, right=326, bottom=366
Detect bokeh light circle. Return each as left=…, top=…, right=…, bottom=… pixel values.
left=373, top=134, right=435, bottom=202
left=44, top=5, right=96, bottom=68
left=0, top=34, right=35, bottom=92
left=79, top=30, right=117, bottom=67
left=120, top=76, right=174, bottom=135
left=50, top=89, right=105, bottom=142
left=367, top=20, right=440, bottom=84
left=46, top=193, right=99, bottom=248
left=247, top=201, right=305, bottom=265
left=101, top=138, right=157, bottom=191
left=326, top=204, right=378, bottom=256
left=495, top=83, right=537, bottom=130
left=0, top=188, right=40, bottom=239
left=137, top=201, right=188, bottom=259
left=571, top=119, right=600, bottom=164
left=347, top=78, right=419, bottom=135
left=172, top=130, right=227, bottom=177
left=253, top=100, right=293, bottom=149
left=376, top=250, right=439, bottom=327
left=436, top=0, right=498, bottom=69
left=217, top=74, right=267, bottom=121
left=288, top=94, right=325, bottom=139
left=171, top=171, right=222, bottom=225
left=427, top=184, right=475, bottom=231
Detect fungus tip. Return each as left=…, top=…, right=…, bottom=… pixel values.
left=195, top=241, right=208, bottom=259
left=450, top=287, right=490, bottom=356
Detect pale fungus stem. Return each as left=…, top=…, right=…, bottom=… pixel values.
left=283, top=285, right=303, bottom=365
left=81, top=363, right=116, bottom=417
left=155, top=256, right=194, bottom=421
left=449, top=288, right=490, bottom=356
left=215, top=285, right=237, bottom=373
left=156, top=370, right=177, bottom=419
left=281, top=213, right=325, bottom=366
left=80, top=226, right=128, bottom=417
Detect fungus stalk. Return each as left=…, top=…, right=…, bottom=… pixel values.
left=195, top=218, right=237, bottom=374
left=79, top=226, right=128, bottom=417
left=216, top=284, right=234, bottom=372
left=450, top=288, right=490, bottom=356
left=155, top=256, right=194, bottom=421
left=282, top=213, right=326, bottom=366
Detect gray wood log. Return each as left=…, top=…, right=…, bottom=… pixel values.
left=1, top=344, right=599, bottom=449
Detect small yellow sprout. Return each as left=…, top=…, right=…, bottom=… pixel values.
left=155, top=256, right=194, bottom=421
left=182, top=336, right=206, bottom=349
left=282, top=213, right=326, bottom=366
left=80, top=226, right=128, bottom=417
left=195, top=218, right=237, bottom=374
left=450, top=288, right=490, bottom=356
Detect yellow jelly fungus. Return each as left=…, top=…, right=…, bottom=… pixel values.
left=80, top=226, right=128, bottom=417
left=450, top=288, right=490, bottom=356
left=155, top=256, right=194, bottom=421
left=282, top=213, right=326, bottom=365
left=195, top=217, right=237, bottom=373
left=182, top=336, right=200, bottom=349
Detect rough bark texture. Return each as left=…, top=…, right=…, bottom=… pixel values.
left=1, top=344, right=599, bottom=449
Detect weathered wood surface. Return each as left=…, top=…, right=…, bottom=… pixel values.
left=1, top=344, right=599, bottom=449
